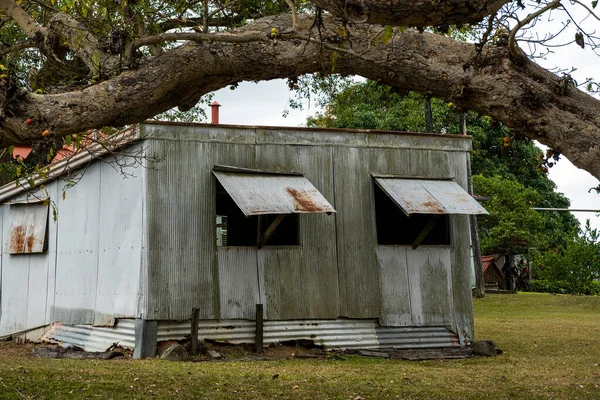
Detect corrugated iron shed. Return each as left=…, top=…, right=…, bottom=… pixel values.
left=373, top=177, right=488, bottom=215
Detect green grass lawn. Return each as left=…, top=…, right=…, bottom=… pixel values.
left=1, top=292, right=599, bottom=399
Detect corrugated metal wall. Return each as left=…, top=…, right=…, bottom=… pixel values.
left=0, top=185, right=59, bottom=337
left=0, top=147, right=144, bottom=337
left=141, top=123, right=475, bottom=342
left=447, top=151, right=475, bottom=340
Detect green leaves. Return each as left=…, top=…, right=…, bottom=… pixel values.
left=382, top=25, right=393, bottom=45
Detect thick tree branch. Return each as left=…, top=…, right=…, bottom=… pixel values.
left=1, top=14, right=600, bottom=181
left=309, top=0, right=510, bottom=27
left=48, top=13, right=120, bottom=76
left=0, top=0, right=46, bottom=38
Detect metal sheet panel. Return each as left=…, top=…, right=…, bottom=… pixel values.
left=217, top=247, right=262, bottom=319
left=420, top=180, right=488, bottom=215
left=156, top=319, right=459, bottom=349
left=54, top=165, right=102, bottom=325
left=256, top=144, right=339, bottom=320
left=406, top=247, right=454, bottom=326
left=5, top=203, right=48, bottom=254
left=333, top=147, right=381, bottom=318
left=447, top=151, right=475, bottom=341
left=40, top=318, right=457, bottom=351
left=94, top=159, right=144, bottom=322
left=213, top=171, right=336, bottom=216
left=144, top=141, right=256, bottom=320
left=376, top=246, right=412, bottom=326
left=0, top=182, right=59, bottom=338
left=42, top=319, right=136, bottom=352
left=374, top=178, right=487, bottom=215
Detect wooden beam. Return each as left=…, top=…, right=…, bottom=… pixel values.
left=412, top=214, right=441, bottom=249
left=257, top=214, right=286, bottom=249
left=255, top=304, right=264, bottom=354
left=190, top=307, right=200, bottom=355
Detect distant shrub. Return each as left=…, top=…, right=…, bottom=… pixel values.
left=526, top=279, right=600, bottom=296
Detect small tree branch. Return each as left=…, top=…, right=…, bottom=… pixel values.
left=569, top=0, right=600, bottom=22
left=0, top=39, right=37, bottom=56
left=48, top=13, right=120, bottom=76
left=508, top=0, right=561, bottom=59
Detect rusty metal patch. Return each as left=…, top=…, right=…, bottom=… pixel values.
left=6, top=203, right=49, bottom=254
left=286, top=188, right=326, bottom=213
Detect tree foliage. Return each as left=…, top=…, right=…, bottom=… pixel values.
left=306, top=80, right=579, bottom=254
left=532, top=221, right=600, bottom=295
left=473, top=175, right=546, bottom=254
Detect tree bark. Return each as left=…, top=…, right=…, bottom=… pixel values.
left=309, top=0, right=508, bottom=27
left=2, top=13, right=600, bottom=181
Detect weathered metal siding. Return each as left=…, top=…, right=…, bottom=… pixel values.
left=447, top=151, right=475, bottom=340
left=407, top=247, right=454, bottom=325
left=43, top=319, right=136, bottom=352
left=376, top=246, right=412, bottom=326
left=143, top=134, right=257, bottom=320
left=256, top=144, right=338, bottom=320
left=374, top=178, right=487, bottom=215
left=143, top=124, right=339, bottom=321
left=0, top=185, right=59, bottom=338
left=94, top=160, right=144, bottom=323
left=42, top=317, right=458, bottom=352
left=156, top=319, right=459, bottom=349
left=5, top=202, right=49, bottom=254
left=52, top=152, right=144, bottom=325
left=217, top=247, right=262, bottom=319
left=141, top=123, right=475, bottom=339
left=333, top=147, right=381, bottom=318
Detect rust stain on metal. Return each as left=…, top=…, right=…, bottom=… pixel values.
left=420, top=201, right=446, bottom=214
left=286, top=187, right=323, bottom=212
left=25, top=234, right=35, bottom=253
left=9, top=225, right=26, bottom=253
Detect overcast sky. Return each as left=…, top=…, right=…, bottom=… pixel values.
left=206, top=71, right=600, bottom=234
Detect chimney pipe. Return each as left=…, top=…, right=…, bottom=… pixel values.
left=210, top=101, right=221, bottom=124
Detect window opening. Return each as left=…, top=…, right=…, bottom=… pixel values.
left=216, top=181, right=299, bottom=247
left=374, top=184, right=450, bottom=246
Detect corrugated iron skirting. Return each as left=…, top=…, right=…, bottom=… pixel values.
left=43, top=319, right=459, bottom=352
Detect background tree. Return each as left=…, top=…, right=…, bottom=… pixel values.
left=307, top=80, right=580, bottom=254
left=1, top=0, right=600, bottom=182
left=532, top=221, right=600, bottom=295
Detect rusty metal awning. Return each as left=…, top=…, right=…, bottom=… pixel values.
left=5, top=201, right=49, bottom=254
left=373, top=177, right=488, bottom=215
left=213, top=170, right=336, bottom=216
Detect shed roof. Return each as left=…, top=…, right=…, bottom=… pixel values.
left=0, top=125, right=140, bottom=203
left=373, top=177, right=488, bottom=215
left=482, top=255, right=505, bottom=283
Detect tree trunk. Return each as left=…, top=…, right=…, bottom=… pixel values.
left=424, top=96, right=433, bottom=132
left=461, top=112, right=485, bottom=298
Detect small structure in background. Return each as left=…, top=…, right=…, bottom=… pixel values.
left=481, top=255, right=505, bottom=292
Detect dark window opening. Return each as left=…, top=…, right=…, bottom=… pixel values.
left=216, top=181, right=299, bottom=247
left=374, top=185, right=450, bottom=246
